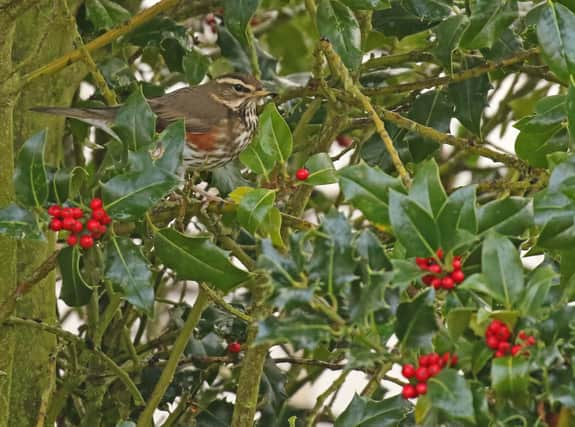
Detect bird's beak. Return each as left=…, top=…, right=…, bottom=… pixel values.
left=253, top=89, right=276, bottom=98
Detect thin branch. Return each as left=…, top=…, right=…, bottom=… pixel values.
left=320, top=39, right=411, bottom=187
left=4, top=316, right=145, bottom=405
left=137, top=287, right=209, bottom=427
left=306, top=370, right=349, bottom=427
left=199, top=282, right=252, bottom=323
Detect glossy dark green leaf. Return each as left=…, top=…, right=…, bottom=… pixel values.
left=302, top=153, right=337, bottom=185
left=223, top=0, right=261, bottom=47
left=568, top=76, right=575, bottom=142
left=308, top=211, right=357, bottom=292
left=491, top=356, right=529, bottom=400
left=113, top=88, right=156, bottom=151
left=514, top=95, right=566, bottom=133
left=537, top=214, right=575, bottom=249
left=85, top=0, right=130, bottom=30
left=447, top=60, right=491, bottom=136
left=447, top=307, right=474, bottom=340
left=317, top=0, right=362, bottom=70
left=105, top=237, right=154, bottom=316
left=152, top=120, right=185, bottom=174
left=481, top=233, right=524, bottom=309
left=126, top=17, right=186, bottom=48
left=515, top=126, right=568, bottom=168
left=240, top=103, right=292, bottom=177
left=428, top=370, right=475, bottom=423
left=196, top=400, right=234, bottom=427
left=477, top=197, right=533, bottom=237
left=58, top=246, right=92, bottom=307
left=432, top=15, right=470, bottom=72
left=255, top=311, right=333, bottom=350
left=0, top=203, right=43, bottom=240
left=340, top=0, right=389, bottom=9
left=355, top=229, right=391, bottom=271
left=395, top=289, right=438, bottom=350
left=391, top=259, right=425, bottom=291
left=405, top=91, right=453, bottom=161
left=389, top=190, right=440, bottom=257
left=436, top=186, right=478, bottom=251
left=14, top=130, right=48, bottom=208
left=102, top=166, right=179, bottom=220
left=372, top=2, right=440, bottom=38
left=258, top=240, right=300, bottom=288
left=460, top=0, right=518, bottom=49
left=182, top=49, right=210, bottom=85
left=50, top=167, right=88, bottom=204
left=237, top=188, right=275, bottom=235
left=519, top=265, right=555, bottom=315
left=409, top=159, right=447, bottom=218
left=537, top=2, right=575, bottom=82
left=339, top=163, right=404, bottom=225
left=402, top=0, right=451, bottom=21
left=154, top=228, right=250, bottom=291
left=336, top=395, right=407, bottom=427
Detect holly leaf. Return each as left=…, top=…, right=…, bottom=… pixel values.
left=236, top=188, right=275, bottom=235
left=223, top=0, right=261, bottom=47
left=113, top=88, right=156, bottom=151
left=154, top=228, right=250, bottom=291
left=491, top=356, right=529, bottom=400
left=428, top=370, right=476, bottom=423
left=14, top=130, right=48, bottom=208
left=460, top=0, right=518, bottom=50
left=537, top=2, right=575, bottom=82
left=302, top=153, right=337, bottom=185
left=152, top=120, right=185, bottom=174
left=105, top=237, right=154, bottom=316
left=336, top=395, right=407, bottom=427
left=58, top=246, right=92, bottom=307
left=395, top=289, right=438, bottom=350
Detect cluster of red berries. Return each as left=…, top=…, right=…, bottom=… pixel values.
left=401, top=352, right=458, bottom=399
left=295, top=168, right=310, bottom=181
left=416, top=249, right=465, bottom=290
left=48, top=198, right=111, bottom=249
left=485, top=319, right=536, bottom=358
left=227, top=341, right=241, bottom=353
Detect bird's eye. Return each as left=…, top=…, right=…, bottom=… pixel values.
left=233, top=84, right=249, bottom=93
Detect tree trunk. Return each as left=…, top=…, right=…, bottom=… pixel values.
left=0, top=1, right=84, bottom=425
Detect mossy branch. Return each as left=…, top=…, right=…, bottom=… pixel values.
left=320, top=39, right=411, bottom=187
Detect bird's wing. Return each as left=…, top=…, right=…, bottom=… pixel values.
left=149, top=87, right=231, bottom=133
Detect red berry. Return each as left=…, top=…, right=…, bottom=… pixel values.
left=98, top=225, right=107, bottom=234
left=47, top=205, right=61, bottom=217
left=436, top=248, right=444, bottom=259
left=71, top=220, right=83, bottom=233
left=511, top=345, right=522, bottom=356
left=496, top=327, right=511, bottom=342
left=487, top=336, right=500, bottom=350
left=402, top=364, right=416, bottom=379
left=431, top=278, right=442, bottom=289
left=428, top=264, right=442, bottom=274
left=61, top=207, right=73, bottom=218
left=451, top=270, right=465, bottom=284
left=295, top=168, right=310, bottom=181
left=441, top=352, right=450, bottom=366
left=67, top=234, right=78, bottom=246
left=526, top=336, right=536, bottom=346
left=100, top=214, right=112, bottom=225
left=441, top=276, right=455, bottom=289
left=494, top=350, right=505, bottom=358
left=450, top=354, right=458, bottom=366
left=415, top=382, right=428, bottom=395
left=418, top=354, right=430, bottom=367
left=79, top=235, right=94, bottom=249
left=498, top=341, right=511, bottom=354
left=71, top=207, right=84, bottom=219
left=416, top=257, right=428, bottom=268
left=452, top=256, right=462, bottom=270
left=488, top=321, right=502, bottom=334
left=92, top=209, right=106, bottom=221
left=336, top=135, right=353, bottom=147
left=402, top=384, right=417, bottom=399
left=518, top=330, right=528, bottom=341
left=428, top=353, right=440, bottom=365
left=49, top=219, right=63, bottom=231
left=90, top=198, right=103, bottom=210
left=62, top=217, right=76, bottom=231
left=422, top=275, right=433, bottom=285
left=228, top=341, right=241, bottom=353
left=87, top=219, right=101, bottom=232
left=428, top=364, right=441, bottom=377
left=415, top=367, right=429, bottom=382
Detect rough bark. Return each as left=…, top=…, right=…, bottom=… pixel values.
left=0, top=1, right=84, bottom=425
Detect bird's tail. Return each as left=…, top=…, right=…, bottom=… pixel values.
left=30, top=106, right=119, bottom=122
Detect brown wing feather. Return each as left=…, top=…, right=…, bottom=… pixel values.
left=149, top=86, right=230, bottom=132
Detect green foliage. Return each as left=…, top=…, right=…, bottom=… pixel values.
left=5, top=0, right=575, bottom=425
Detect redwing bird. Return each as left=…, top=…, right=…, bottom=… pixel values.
left=32, top=73, right=272, bottom=170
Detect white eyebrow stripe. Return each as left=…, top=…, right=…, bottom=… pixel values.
left=215, top=78, right=254, bottom=89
